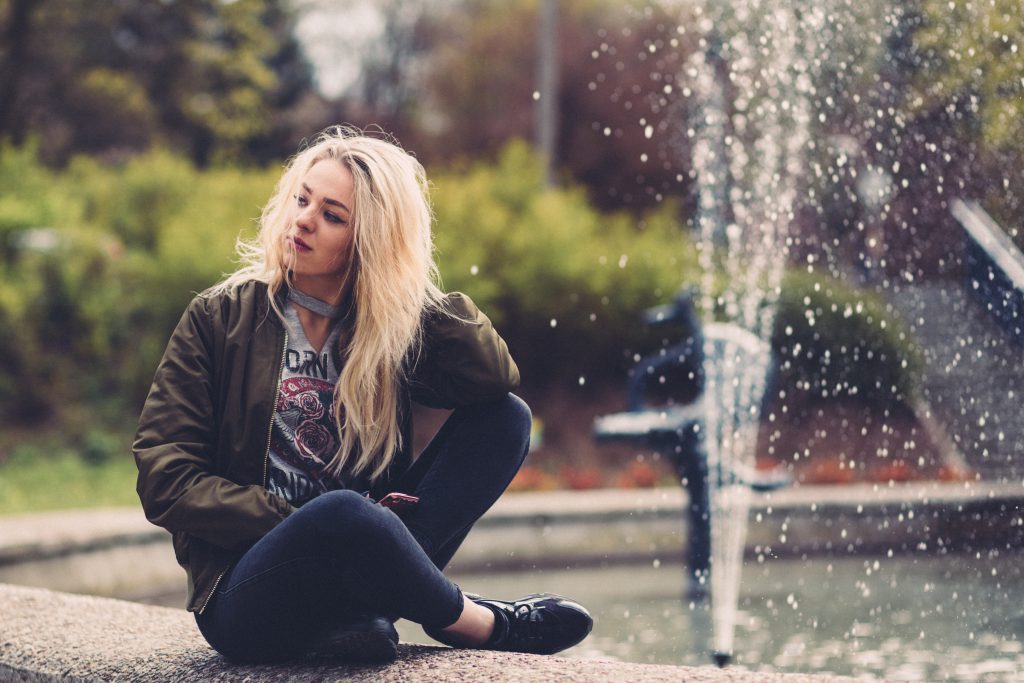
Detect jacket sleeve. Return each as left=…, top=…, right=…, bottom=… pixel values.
left=133, top=294, right=295, bottom=552
left=409, top=292, right=520, bottom=409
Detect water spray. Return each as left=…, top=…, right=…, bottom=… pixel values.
left=685, top=0, right=813, bottom=668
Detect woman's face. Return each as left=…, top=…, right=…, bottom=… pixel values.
left=286, top=158, right=356, bottom=285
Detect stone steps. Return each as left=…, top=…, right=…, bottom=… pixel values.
left=884, top=281, right=1024, bottom=482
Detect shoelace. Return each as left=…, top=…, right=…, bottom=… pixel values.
left=505, top=604, right=558, bottom=646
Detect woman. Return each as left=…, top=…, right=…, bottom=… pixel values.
left=133, top=126, right=593, bottom=664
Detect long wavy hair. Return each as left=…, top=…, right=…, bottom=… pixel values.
left=213, top=126, right=445, bottom=482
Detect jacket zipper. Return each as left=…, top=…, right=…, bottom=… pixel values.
left=198, top=328, right=289, bottom=615
left=264, top=329, right=288, bottom=487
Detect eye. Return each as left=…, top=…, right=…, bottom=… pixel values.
left=294, top=193, right=308, bottom=207
left=324, top=211, right=346, bottom=225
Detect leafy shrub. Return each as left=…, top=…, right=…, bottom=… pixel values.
left=771, top=269, right=921, bottom=409
left=0, top=142, right=59, bottom=263
left=431, top=141, right=699, bottom=390
left=0, top=141, right=919, bottom=432
left=66, top=151, right=195, bottom=252
left=0, top=147, right=276, bottom=421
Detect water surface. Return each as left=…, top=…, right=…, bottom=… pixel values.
left=405, top=553, right=1022, bottom=682
left=139, top=552, right=1022, bottom=681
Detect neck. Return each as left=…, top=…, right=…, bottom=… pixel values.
left=290, top=274, right=351, bottom=309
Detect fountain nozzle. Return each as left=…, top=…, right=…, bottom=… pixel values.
left=712, top=651, right=732, bottom=668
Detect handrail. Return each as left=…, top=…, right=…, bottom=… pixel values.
left=951, top=199, right=1024, bottom=291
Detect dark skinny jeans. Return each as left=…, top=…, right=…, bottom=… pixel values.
left=194, top=393, right=531, bottom=663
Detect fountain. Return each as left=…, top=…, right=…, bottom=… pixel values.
left=658, top=0, right=1024, bottom=668
left=594, top=1, right=814, bottom=659
left=682, top=2, right=815, bottom=665
left=601, top=0, right=1024, bottom=670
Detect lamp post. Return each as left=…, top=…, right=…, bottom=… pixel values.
left=535, top=0, right=558, bottom=187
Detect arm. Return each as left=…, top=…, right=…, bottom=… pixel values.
left=409, top=292, right=520, bottom=409
left=133, top=294, right=295, bottom=552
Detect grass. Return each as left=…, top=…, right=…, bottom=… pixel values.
left=0, top=438, right=140, bottom=516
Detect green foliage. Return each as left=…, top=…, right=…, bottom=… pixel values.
left=67, top=151, right=195, bottom=252
left=0, top=442, right=139, bottom=514
left=0, top=141, right=921, bottom=441
left=0, top=0, right=312, bottom=164
left=906, top=0, right=1024, bottom=247
left=0, top=142, right=58, bottom=259
left=0, top=146, right=277, bottom=420
left=913, top=0, right=1024, bottom=153
left=431, top=141, right=699, bottom=389
left=772, top=270, right=921, bottom=409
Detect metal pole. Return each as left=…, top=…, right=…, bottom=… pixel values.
left=535, top=0, right=558, bottom=187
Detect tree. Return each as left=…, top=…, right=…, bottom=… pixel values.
left=909, top=0, right=1024, bottom=244
left=0, top=0, right=33, bottom=147
left=301, top=0, right=701, bottom=212
left=0, top=0, right=315, bottom=165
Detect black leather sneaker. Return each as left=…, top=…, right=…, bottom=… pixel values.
left=306, top=614, right=399, bottom=663
left=427, top=593, right=593, bottom=655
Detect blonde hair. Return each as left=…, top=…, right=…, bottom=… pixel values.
left=215, top=125, right=444, bottom=482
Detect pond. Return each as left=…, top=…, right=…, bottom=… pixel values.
left=423, top=554, right=1021, bottom=682
left=137, top=550, right=1022, bottom=681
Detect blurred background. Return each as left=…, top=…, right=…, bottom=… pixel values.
left=0, top=0, right=1020, bottom=510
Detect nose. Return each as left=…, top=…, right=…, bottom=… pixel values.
left=296, top=203, right=315, bottom=232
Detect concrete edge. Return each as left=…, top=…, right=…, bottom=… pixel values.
left=2, top=481, right=1021, bottom=566
left=0, top=582, right=874, bottom=682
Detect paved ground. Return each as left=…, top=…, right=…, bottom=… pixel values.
left=0, top=583, right=870, bottom=682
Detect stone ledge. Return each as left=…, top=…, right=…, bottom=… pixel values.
left=0, top=583, right=867, bottom=682
left=2, top=482, right=1021, bottom=605
left=0, top=508, right=166, bottom=566
left=4, top=481, right=1021, bottom=563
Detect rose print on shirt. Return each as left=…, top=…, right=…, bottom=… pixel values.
left=295, top=419, right=333, bottom=462
left=295, top=391, right=325, bottom=420
left=268, top=376, right=342, bottom=505
left=266, top=306, right=354, bottom=508
left=275, top=377, right=334, bottom=432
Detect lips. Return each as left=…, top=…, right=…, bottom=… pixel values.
left=289, top=236, right=312, bottom=251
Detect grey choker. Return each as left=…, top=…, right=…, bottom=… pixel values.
left=288, top=287, right=345, bottom=319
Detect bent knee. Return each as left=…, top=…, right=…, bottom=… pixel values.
left=293, top=489, right=383, bottom=536
left=494, top=393, right=533, bottom=436
left=481, top=393, right=533, bottom=461
left=307, top=488, right=402, bottom=542
left=297, top=488, right=368, bottom=519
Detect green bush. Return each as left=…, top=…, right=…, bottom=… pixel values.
left=431, top=141, right=699, bottom=390
left=0, top=147, right=277, bottom=421
left=67, top=151, right=195, bottom=252
left=0, top=442, right=139, bottom=514
left=0, top=141, right=919, bottom=431
left=771, top=269, right=921, bottom=409
left=0, top=142, right=60, bottom=264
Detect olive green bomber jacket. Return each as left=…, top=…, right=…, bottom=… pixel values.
left=133, top=280, right=519, bottom=614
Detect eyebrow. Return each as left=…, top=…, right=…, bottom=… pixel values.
left=302, top=183, right=351, bottom=214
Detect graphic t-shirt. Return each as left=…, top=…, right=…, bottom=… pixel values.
left=266, top=303, right=365, bottom=507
